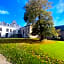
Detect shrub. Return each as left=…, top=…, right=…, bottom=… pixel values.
left=0, top=38, right=39, bottom=43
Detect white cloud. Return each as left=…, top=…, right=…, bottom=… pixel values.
left=56, top=17, right=60, bottom=20
left=24, top=23, right=27, bottom=26
left=0, top=10, right=9, bottom=14
left=56, top=0, right=64, bottom=13
left=57, top=19, right=64, bottom=26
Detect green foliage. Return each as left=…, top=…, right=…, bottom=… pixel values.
left=32, top=20, right=56, bottom=37
left=24, top=0, right=58, bottom=40
left=24, top=0, right=51, bottom=24
left=40, top=41, right=64, bottom=60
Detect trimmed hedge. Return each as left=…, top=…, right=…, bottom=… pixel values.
left=0, top=38, right=39, bottom=43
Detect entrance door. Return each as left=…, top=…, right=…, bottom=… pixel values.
left=5, top=33, right=8, bottom=38
left=0, top=33, right=1, bottom=37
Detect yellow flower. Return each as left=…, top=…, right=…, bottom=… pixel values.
left=37, top=55, right=40, bottom=59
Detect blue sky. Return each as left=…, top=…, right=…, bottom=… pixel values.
left=0, top=0, right=64, bottom=26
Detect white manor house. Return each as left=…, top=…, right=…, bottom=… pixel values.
left=0, top=21, right=38, bottom=38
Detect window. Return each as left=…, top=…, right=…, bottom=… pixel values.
left=0, top=28, right=2, bottom=31
left=0, top=33, right=1, bottom=37
left=27, top=27, right=29, bottom=33
left=7, top=24, right=9, bottom=26
left=13, top=30, right=16, bottom=33
left=23, top=30, right=24, bottom=36
left=18, top=30, right=21, bottom=34
left=6, top=29, right=9, bottom=32
left=10, top=29, right=12, bottom=32
left=5, top=33, right=8, bottom=38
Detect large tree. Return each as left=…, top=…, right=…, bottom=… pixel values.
left=24, top=0, right=58, bottom=41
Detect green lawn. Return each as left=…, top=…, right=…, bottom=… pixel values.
left=40, top=41, right=64, bottom=60
left=0, top=40, right=64, bottom=64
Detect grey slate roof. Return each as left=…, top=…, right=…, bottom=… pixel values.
left=55, top=25, right=64, bottom=31
left=0, top=21, right=21, bottom=28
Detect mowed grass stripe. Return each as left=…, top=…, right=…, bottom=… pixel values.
left=40, top=41, right=64, bottom=60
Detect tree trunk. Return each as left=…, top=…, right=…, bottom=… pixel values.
left=40, top=35, right=45, bottom=41
left=39, top=14, right=44, bottom=41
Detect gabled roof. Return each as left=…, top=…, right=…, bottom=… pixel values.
left=0, top=21, right=21, bottom=28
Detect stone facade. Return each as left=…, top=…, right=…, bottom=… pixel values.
left=0, top=21, right=38, bottom=38
left=0, top=21, right=21, bottom=38
left=20, top=25, right=30, bottom=38
left=21, top=25, right=64, bottom=39
left=20, top=25, right=38, bottom=38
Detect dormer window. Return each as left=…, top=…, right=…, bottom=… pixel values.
left=7, top=24, right=9, bottom=26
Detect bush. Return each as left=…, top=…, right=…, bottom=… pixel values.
left=0, top=38, right=39, bottom=43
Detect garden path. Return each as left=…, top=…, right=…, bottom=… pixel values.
left=0, top=54, right=12, bottom=64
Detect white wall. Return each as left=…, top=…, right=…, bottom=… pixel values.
left=0, top=25, right=19, bottom=37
